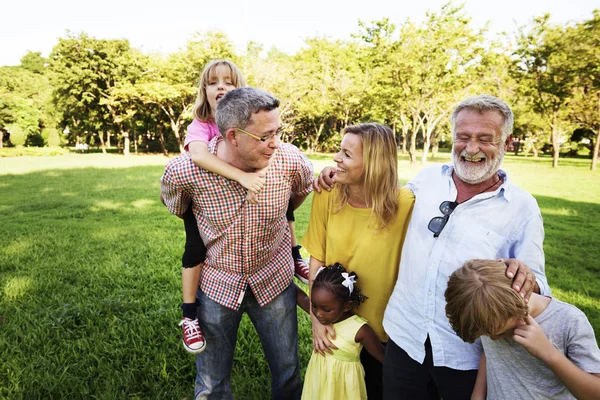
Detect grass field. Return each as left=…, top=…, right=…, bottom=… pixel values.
left=1, top=151, right=599, bottom=399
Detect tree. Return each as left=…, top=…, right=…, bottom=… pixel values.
left=567, top=10, right=600, bottom=170
left=412, top=3, right=486, bottom=164
left=0, top=65, right=52, bottom=146
left=356, top=4, right=486, bottom=164
left=513, top=15, right=577, bottom=167
left=288, top=38, right=365, bottom=152
left=49, top=32, right=144, bottom=154
left=20, top=51, right=47, bottom=74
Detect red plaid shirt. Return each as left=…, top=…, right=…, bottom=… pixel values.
left=161, top=137, right=313, bottom=310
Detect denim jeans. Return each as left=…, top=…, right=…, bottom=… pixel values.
left=194, top=283, right=301, bottom=400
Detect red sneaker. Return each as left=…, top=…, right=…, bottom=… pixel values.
left=294, top=257, right=309, bottom=284
left=179, top=318, right=206, bottom=354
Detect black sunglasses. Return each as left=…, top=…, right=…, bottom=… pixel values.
left=428, top=201, right=458, bottom=238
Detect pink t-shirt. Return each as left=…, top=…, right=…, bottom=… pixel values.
left=184, top=119, right=220, bottom=151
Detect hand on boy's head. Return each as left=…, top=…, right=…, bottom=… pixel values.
left=512, top=315, right=554, bottom=362
left=501, top=258, right=538, bottom=302
left=312, top=167, right=336, bottom=193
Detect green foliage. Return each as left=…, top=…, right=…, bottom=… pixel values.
left=1, top=5, right=599, bottom=165
left=20, top=51, right=47, bottom=74
left=513, top=15, right=579, bottom=167
left=24, top=132, right=45, bottom=147
left=6, top=124, right=26, bottom=146
left=0, top=66, right=51, bottom=141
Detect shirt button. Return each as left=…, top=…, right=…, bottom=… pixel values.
left=428, top=291, right=432, bottom=296
left=426, top=318, right=430, bottom=323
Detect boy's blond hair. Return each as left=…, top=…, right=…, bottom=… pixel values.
left=445, top=259, right=528, bottom=343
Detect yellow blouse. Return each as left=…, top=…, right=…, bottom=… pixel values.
left=302, top=186, right=415, bottom=342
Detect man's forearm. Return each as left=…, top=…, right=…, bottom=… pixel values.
left=289, top=192, right=308, bottom=211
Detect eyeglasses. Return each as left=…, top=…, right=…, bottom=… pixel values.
left=235, top=127, right=282, bottom=143
left=428, top=201, right=458, bottom=238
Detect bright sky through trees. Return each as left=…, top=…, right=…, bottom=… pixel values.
left=1, top=0, right=597, bottom=66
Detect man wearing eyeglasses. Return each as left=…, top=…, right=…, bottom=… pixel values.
left=161, top=87, right=313, bottom=400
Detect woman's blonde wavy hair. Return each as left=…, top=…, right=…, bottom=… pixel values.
left=335, top=123, right=400, bottom=230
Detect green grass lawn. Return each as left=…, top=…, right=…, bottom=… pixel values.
left=0, top=152, right=599, bottom=399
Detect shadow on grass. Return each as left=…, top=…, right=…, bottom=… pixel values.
left=0, top=166, right=598, bottom=398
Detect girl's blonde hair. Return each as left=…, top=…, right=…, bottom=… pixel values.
left=445, top=259, right=528, bottom=343
left=336, top=123, right=400, bottom=230
left=192, top=59, right=246, bottom=122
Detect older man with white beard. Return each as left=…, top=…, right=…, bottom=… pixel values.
left=380, top=94, right=551, bottom=400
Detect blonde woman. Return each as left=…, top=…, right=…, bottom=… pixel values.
left=302, top=123, right=415, bottom=399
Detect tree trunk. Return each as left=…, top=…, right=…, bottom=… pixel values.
left=421, top=135, right=431, bottom=164
left=408, top=131, right=417, bottom=165
left=592, top=128, right=599, bottom=171
left=531, top=132, right=539, bottom=158
left=399, top=114, right=410, bottom=154
left=107, top=131, right=111, bottom=147
left=408, top=115, right=420, bottom=166
left=421, top=124, right=435, bottom=164
left=432, top=143, right=439, bottom=159
left=98, top=131, right=107, bottom=154
left=123, top=131, right=130, bottom=156
left=169, top=119, right=184, bottom=153
left=551, top=126, right=559, bottom=168
left=421, top=111, right=447, bottom=164
left=160, top=105, right=185, bottom=153
left=311, top=122, right=325, bottom=153
left=133, top=130, right=138, bottom=154
left=592, top=96, right=600, bottom=171
left=158, top=126, right=168, bottom=157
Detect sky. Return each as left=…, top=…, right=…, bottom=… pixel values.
left=1, top=0, right=598, bottom=67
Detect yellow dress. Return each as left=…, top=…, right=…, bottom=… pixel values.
left=301, top=315, right=368, bottom=400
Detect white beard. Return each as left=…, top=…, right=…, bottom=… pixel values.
left=453, top=148, right=503, bottom=184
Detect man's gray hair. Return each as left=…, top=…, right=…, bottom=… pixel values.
left=215, top=87, right=280, bottom=135
left=450, top=94, right=514, bottom=142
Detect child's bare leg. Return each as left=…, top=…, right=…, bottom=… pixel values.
left=182, top=264, right=201, bottom=307
left=289, top=220, right=298, bottom=247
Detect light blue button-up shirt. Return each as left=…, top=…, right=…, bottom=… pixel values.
left=383, top=164, right=550, bottom=370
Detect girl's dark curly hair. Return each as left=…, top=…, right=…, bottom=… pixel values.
left=313, top=262, right=367, bottom=309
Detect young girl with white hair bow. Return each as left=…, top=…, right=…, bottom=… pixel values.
left=302, top=263, right=384, bottom=400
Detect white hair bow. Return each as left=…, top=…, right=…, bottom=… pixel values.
left=341, top=272, right=356, bottom=294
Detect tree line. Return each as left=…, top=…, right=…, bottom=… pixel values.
left=1, top=3, right=598, bottom=169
